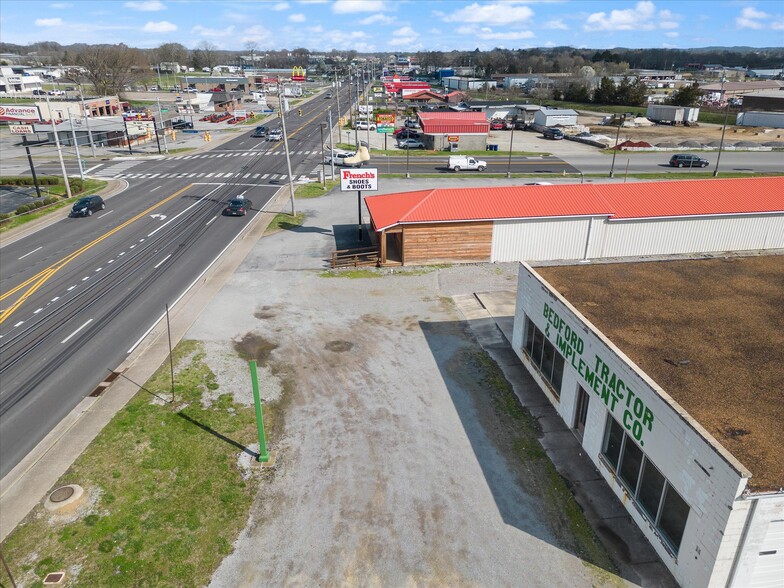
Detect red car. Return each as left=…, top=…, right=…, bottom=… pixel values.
left=490, top=120, right=507, bottom=130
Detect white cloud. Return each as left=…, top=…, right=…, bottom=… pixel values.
left=665, top=31, right=679, bottom=37
left=49, top=2, right=71, bottom=8
left=35, top=17, right=63, bottom=26
left=333, top=0, right=386, bottom=14
left=124, top=0, right=165, bottom=11
left=359, top=13, right=393, bottom=25
left=736, top=7, right=768, bottom=29
left=477, top=28, right=535, bottom=40
left=143, top=20, right=176, bottom=32
left=443, top=2, right=533, bottom=24
left=583, top=1, right=679, bottom=32
left=272, top=2, right=289, bottom=10
left=392, top=26, right=417, bottom=37
left=289, top=13, right=305, bottom=22
left=544, top=19, right=568, bottom=30
left=191, top=24, right=236, bottom=38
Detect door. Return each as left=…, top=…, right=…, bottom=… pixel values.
left=573, top=385, right=590, bottom=440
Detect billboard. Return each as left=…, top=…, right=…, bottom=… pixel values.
left=0, top=105, right=41, bottom=122
left=340, top=168, right=378, bottom=192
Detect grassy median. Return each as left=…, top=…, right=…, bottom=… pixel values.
left=1, top=340, right=281, bottom=587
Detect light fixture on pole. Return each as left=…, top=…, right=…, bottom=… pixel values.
left=609, top=114, right=625, bottom=178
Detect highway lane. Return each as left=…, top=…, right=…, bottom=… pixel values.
left=0, top=83, right=355, bottom=478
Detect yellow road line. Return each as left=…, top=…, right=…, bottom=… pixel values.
left=0, top=184, right=194, bottom=325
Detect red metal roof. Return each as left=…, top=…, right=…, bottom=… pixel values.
left=365, top=177, right=784, bottom=231
left=418, top=111, right=490, bottom=134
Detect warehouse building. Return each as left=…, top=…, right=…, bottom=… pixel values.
left=511, top=256, right=783, bottom=587
left=364, top=177, right=784, bottom=266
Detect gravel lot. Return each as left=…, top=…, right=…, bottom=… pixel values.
left=180, top=183, right=622, bottom=587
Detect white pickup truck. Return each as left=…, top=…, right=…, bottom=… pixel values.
left=448, top=155, right=487, bottom=172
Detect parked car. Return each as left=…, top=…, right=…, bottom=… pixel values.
left=514, top=120, right=528, bottom=130
left=490, top=120, right=506, bottom=130
left=324, top=150, right=363, bottom=168
left=542, top=127, right=564, bottom=140
left=223, top=196, right=252, bottom=217
left=251, top=125, right=268, bottom=138
left=394, top=130, right=422, bottom=141
left=47, top=89, right=65, bottom=96
left=325, top=92, right=333, bottom=99
left=149, top=85, right=158, bottom=91
left=669, top=154, right=709, bottom=168
left=267, top=129, right=283, bottom=141
left=185, top=87, right=198, bottom=93
left=69, top=196, right=105, bottom=217
left=172, top=120, right=193, bottom=129
left=398, top=138, right=425, bottom=149
left=355, top=121, right=376, bottom=131
left=404, top=119, right=420, bottom=129
left=524, top=182, right=554, bottom=186
left=32, top=89, right=46, bottom=95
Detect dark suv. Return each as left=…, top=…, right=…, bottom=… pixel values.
left=69, top=196, right=105, bottom=217
left=669, top=154, right=709, bottom=168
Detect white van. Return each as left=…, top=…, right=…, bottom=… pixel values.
left=448, top=155, right=486, bottom=172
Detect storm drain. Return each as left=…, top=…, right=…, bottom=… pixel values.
left=89, top=369, right=123, bottom=397
left=44, top=484, right=85, bottom=513
left=49, top=486, right=74, bottom=503
left=43, top=571, right=66, bottom=585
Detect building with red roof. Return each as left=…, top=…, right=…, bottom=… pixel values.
left=416, top=111, right=491, bottom=151
left=364, top=177, right=784, bottom=265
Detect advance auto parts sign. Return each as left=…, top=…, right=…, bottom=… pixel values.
left=340, top=168, right=378, bottom=192
left=542, top=301, right=656, bottom=446
left=0, top=105, right=41, bottom=122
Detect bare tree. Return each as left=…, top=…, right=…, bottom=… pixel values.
left=197, top=41, right=218, bottom=70
left=155, top=42, right=188, bottom=68
left=75, top=44, right=148, bottom=97
left=244, top=41, right=258, bottom=70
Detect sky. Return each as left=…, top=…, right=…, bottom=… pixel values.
left=1, top=0, right=783, bottom=53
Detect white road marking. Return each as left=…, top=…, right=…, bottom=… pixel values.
left=81, top=276, right=90, bottom=281
left=147, top=184, right=224, bottom=238
left=154, top=254, right=171, bottom=269
left=14, top=321, right=24, bottom=328
left=119, top=251, right=126, bottom=256
left=206, top=216, right=217, bottom=226
left=34, top=308, right=43, bottom=314
left=51, top=296, right=60, bottom=302
left=130, top=244, right=136, bottom=249
left=95, top=267, right=102, bottom=272
left=108, top=259, right=115, bottom=264
left=151, top=185, right=162, bottom=191
left=67, top=285, right=77, bottom=291
left=61, top=318, right=93, bottom=343
left=18, top=246, right=43, bottom=260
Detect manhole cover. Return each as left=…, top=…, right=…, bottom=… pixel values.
left=49, top=486, right=75, bottom=503
left=325, top=340, right=354, bottom=353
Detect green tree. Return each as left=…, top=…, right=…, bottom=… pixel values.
left=564, top=82, right=591, bottom=103
left=667, top=82, right=702, bottom=106
left=616, top=76, right=647, bottom=106
left=593, top=77, right=617, bottom=104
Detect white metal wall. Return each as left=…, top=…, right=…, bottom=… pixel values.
left=594, top=215, right=784, bottom=259
left=492, top=217, right=592, bottom=262
left=491, top=214, right=784, bottom=263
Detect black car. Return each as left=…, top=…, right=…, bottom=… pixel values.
left=223, top=196, right=252, bottom=216
left=669, top=154, right=709, bottom=168
left=251, top=126, right=268, bottom=138
left=69, top=196, right=105, bottom=217
left=172, top=120, right=193, bottom=129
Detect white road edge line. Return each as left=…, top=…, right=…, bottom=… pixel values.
left=98, top=210, right=114, bottom=218
left=61, top=318, right=93, bottom=344
left=206, top=216, right=217, bottom=226
left=18, top=246, right=43, bottom=260
left=153, top=254, right=171, bottom=269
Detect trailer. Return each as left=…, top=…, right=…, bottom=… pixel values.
left=646, top=104, right=700, bottom=125
left=736, top=111, right=784, bottom=129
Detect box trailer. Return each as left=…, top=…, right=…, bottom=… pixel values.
left=646, top=104, right=700, bottom=125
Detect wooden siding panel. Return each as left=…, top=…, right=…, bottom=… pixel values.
left=403, top=221, right=493, bottom=264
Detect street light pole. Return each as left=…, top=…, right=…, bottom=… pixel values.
left=506, top=124, right=515, bottom=178
left=156, top=97, right=169, bottom=154
left=76, top=83, right=96, bottom=157
left=279, top=95, right=296, bottom=216
left=319, top=122, right=326, bottom=188
left=44, top=93, right=72, bottom=199
left=609, top=115, right=624, bottom=178
left=713, top=101, right=731, bottom=177
left=328, top=108, right=335, bottom=179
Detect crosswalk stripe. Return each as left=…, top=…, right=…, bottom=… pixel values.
left=252, top=173, right=260, bottom=178
left=261, top=173, right=269, bottom=179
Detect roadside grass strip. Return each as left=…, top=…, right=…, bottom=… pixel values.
left=1, top=340, right=280, bottom=587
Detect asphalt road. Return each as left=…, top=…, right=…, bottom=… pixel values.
left=0, top=84, right=354, bottom=478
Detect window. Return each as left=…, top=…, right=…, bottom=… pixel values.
left=601, top=414, right=690, bottom=554
left=523, top=317, right=564, bottom=398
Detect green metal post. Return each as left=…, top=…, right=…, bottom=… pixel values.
left=249, top=361, right=270, bottom=462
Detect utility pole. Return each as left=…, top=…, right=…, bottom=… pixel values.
left=156, top=97, right=169, bottom=154
left=278, top=83, right=296, bottom=216
left=67, top=111, right=85, bottom=180
left=44, top=93, right=72, bottom=199
left=75, top=83, right=96, bottom=156
left=328, top=108, right=335, bottom=179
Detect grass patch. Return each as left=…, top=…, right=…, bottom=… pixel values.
left=295, top=179, right=339, bottom=199
left=0, top=179, right=107, bottom=233
left=164, top=147, right=197, bottom=154
left=319, top=269, right=383, bottom=279
left=1, top=340, right=279, bottom=587
left=265, top=211, right=305, bottom=234
left=464, top=348, right=618, bottom=579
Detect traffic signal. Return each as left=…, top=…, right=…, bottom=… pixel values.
left=298, top=108, right=302, bottom=116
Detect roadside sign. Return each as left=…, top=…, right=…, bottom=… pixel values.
left=447, top=135, right=459, bottom=142
left=376, top=113, right=394, bottom=133
left=340, top=168, right=378, bottom=192
left=10, top=124, right=35, bottom=134
left=161, top=108, right=169, bottom=113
